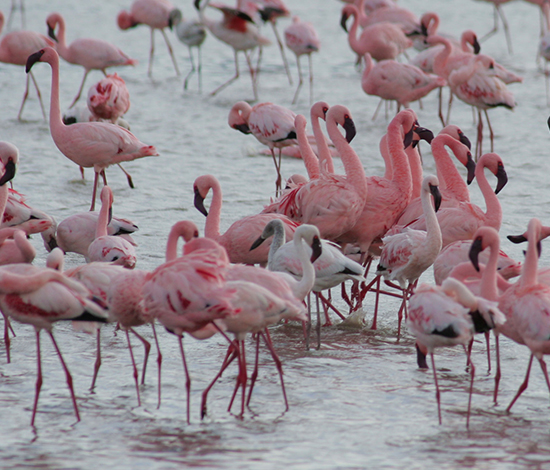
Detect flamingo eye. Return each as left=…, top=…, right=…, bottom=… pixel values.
left=344, top=114, right=349, bottom=119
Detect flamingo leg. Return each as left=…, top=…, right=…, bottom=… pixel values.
left=31, top=329, right=43, bottom=426
left=493, top=333, right=501, bottom=405
left=372, top=275, right=381, bottom=330
left=372, top=98, right=384, bottom=121
left=291, top=55, right=303, bottom=105
left=464, top=344, right=475, bottom=429
left=227, top=339, right=246, bottom=416
left=160, top=28, right=180, bottom=76
left=17, top=73, right=31, bottom=121
left=244, top=50, right=258, bottom=101
left=262, top=329, right=289, bottom=412
left=151, top=323, right=163, bottom=409
left=431, top=352, right=442, bottom=425
left=210, top=50, right=240, bottom=97
left=69, top=69, right=91, bottom=109
left=148, top=28, right=156, bottom=77
left=198, top=46, right=203, bottom=93
left=126, top=329, right=142, bottom=407
left=475, top=109, right=483, bottom=162
left=271, top=21, right=292, bottom=85
left=480, top=6, right=499, bottom=43
left=496, top=4, right=513, bottom=54
left=437, top=87, right=445, bottom=127
left=177, top=335, right=191, bottom=424
left=484, top=331, right=491, bottom=373
left=48, top=330, right=80, bottom=423
left=29, top=71, right=47, bottom=121
left=269, top=148, right=282, bottom=197
left=90, top=328, right=102, bottom=391
left=3, top=313, right=12, bottom=364
left=506, top=353, right=533, bottom=412
left=90, top=170, right=100, bottom=211
left=246, top=333, right=261, bottom=408
left=117, top=164, right=134, bottom=189
left=183, top=46, right=196, bottom=91
left=306, top=292, right=312, bottom=350
left=484, top=109, right=494, bottom=152
left=315, top=293, right=321, bottom=350
left=130, top=328, right=151, bottom=385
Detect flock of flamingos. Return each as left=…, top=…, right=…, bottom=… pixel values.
left=1, top=0, right=550, bottom=432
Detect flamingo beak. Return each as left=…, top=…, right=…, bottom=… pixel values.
left=507, top=233, right=527, bottom=244
left=193, top=186, right=208, bottom=216
left=494, top=162, right=508, bottom=194
left=168, top=9, right=182, bottom=29
left=249, top=235, right=266, bottom=251
left=234, top=123, right=251, bottom=135
left=310, top=236, right=322, bottom=263
left=473, top=36, right=481, bottom=54
left=458, top=130, right=471, bottom=149
left=26, top=49, right=45, bottom=73
left=194, top=0, right=201, bottom=10
left=0, top=158, right=16, bottom=186
left=47, top=23, right=57, bottom=42
left=465, top=154, right=476, bottom=185
left=343, top=115, right=356, bottom=143
left=340, top=12, right=349, bottom=33
left=469, top=236, right=484, bottom=272
left=538, top=241, right=543, bottom=258
left=429, top=183, right=442, bottom=212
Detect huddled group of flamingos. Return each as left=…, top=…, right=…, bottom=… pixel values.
left=1, top=0, right=550, bottom=433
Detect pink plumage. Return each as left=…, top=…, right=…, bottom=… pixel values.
left=87, top=73, right=130, bottom=123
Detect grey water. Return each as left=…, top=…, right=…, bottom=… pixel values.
left=1, top=0, right=550, bottom=468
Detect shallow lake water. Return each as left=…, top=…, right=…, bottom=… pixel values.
left=2, top=0, right=550, bottom=468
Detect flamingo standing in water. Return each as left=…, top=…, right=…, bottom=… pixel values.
left=193, top=174, right=298, bottom=266
left=284, top=16, right=320, bottom=104
left=26, top=47, right=158, bottom=211
left=174, top=13, right=207, bottom=91
left=0, top=11, right=55, bottom=120
left=228, top=101, right=297, bottom=195
left=46, top=13, right=137, bottom=109
left=195, top=0, right=271, bottom=100
left=117, top=0, right=182, bottom=77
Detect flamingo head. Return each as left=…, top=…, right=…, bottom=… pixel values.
left=429, top=182, right=442, bottom=212
left=0, top=157, right=16, bottom=186
left=340, top=5, right=357, bottom=33
left=26, top=49, right=47, bottom=73
left=169, top=9, right=183, bottom=29
left=193, top=185, right=209, bottom=216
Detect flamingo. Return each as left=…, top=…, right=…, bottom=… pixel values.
left=174, top=14, right=207, bottom=91
left=193, top=174, right=298, bottom=266
left=46, top=13, right=137, bottom=109
left=0, top=263, right=108, bottom=425
left=25, top=47, right=158, bottom=211
left=117, top=0, right=182, bottom=77
left=263, top=105, right=367, bottom=243
left=228, top=101, right=297, bottom=195
left=1, top=188, right=55, bottom=237
left=0, top=228, right=35, bottom=265
left=401, top=152, right=508, bottom=248
left=376, top=175, right=443, bottom=336
left=361, top=52, right=445, bottom=114
left=0, top=11, right=55, bottom=120
left=340, top=4, right=412, bottom=64
left=357, top=3, right=420, bottom=35
left=87, top=186, right=137, bottom=268
left=195, top=0, right=271, bottom=100
left=86, top=73, right=130, bottom=124
left=284, top=16, right=320, bottom=104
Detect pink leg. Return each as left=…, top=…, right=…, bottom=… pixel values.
left=538, top=356, right=550, bottom=396
left=31, top=330, right=43, bottom=426
left=117, top=164, right=134, bottom=189
left=151, top=323, right=163, bottom=409
left=484, top=331, right=491, bottom=374
left=228, top=339, right=248, bottom=418
left=17, top=73, right=30, bottom=121
left=261, top=329, right=289, bottom=412
left=126, top=330, right=141, bottom=407
left=90, top=328, right=102, bottom=391
left=177, top=335, right=191, bottom=424
left=3, top=313, right=12, bottom=364
left=270, top=148, right=282, bottom=197
left=148, top=28, right=155, bottom=77
left=90, top=170, right=100, bottom=211
left=246, top=334, right=261, bottom=408
left=493, top=334, right=501, bottom=405
left=69, top=69, right=90, bottom=109
left=431, top=352, right=442, bottom=425
left=371, top=276, right=381, bottom=330
left=464, top=344, right=475, bottom=429
left=506, top=353, right=533, bottom=412
left=48, top=330, right=80, bottom=423
left=160, top=28, right=180, bottom=76
left=130, top=328, right=151, bottom=385
left=29, top=71, right=47, bottom=121
left=318, top=291, right=346, bottom=322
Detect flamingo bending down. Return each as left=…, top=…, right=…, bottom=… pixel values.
left=174, top=14, right=207, bottom=91
left=340, top=4, right=412, bottom=64
left=193, top=174, right=298, bottom=266
left=87, top=186, right=137, bottom=268
left=228, top=101, right=297, bottom=195
left=284, top=16, right=320, bottom=104
left=26, top=47, right=158, bottom=211
left=3, top=188, right=54, bottom=236
left=0, top=11, right=55, bottom=120
left=87, top=73, right=130, bottom=124
left=46, top=13, right=137, bottom=109
left=117, top=0, right=182, bottom=77
left=195, top=0, right=271, bottom=100
left=0, top=263, right=108, bottom=425
left=376, top=175, right=443, bottom=336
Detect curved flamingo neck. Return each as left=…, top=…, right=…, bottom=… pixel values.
left=361, top=53, right=374, bottom=92
left=311, top=113, right=333, bottom=174
left=203, top=177, right=223, bottom=241
left=386, top=115, right=412, bottom=198
left=52, top=15, right=69, bottom=58
left=379, top=135, right=392, bottom=180
left=520, top=221, right=541, bottom=289
left=405, top=144, right=422, bottom=199
left=422, top=184, right=441, bottom=246
left=266, top=223, right=286, bottom=271
left=431, top=35, right=453, bottom=78
left=165, top=221, right=199, bottom=262
left=325, top=113, right=367, bottom=199
left=431, top=135, right=469, bottom=201
left=291, top=230, right=316, bottom=300
left=480, top=236, right=500, bottom=301
left=96, top=190, right=111, bottom=238
left=476, top=160, right=502, bottom=230
left=295, top=115, right=320, bottom=179
left=45, top=51, right=65, bottom=145
left=346, top=8, right=362, bottom=55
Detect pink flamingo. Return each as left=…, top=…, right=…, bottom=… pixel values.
left=407, top=277, right=502, bottom=427
left=361, top=52, right=445, bottom=114
left=46, top=12, right=137, bottom=109
left=396, top=127, right=475, bottom=226
left=0, top=11, right=55, bottom=120
left=376, top=175, right=442, bottom=336
left=448, top=55, right=515, bottom=160
left=195, top=0, right=271, bottom=100
left=284, top=16, right=320, bottom=104
left=0, top=263, right=108, bottom=425
left=340, top=4, right=412, bottom=64
left=193, top=174, right=298, bottom=266
left=0, top=228, right=35, bottom=265
left=87, top=73, right=130, bottom=124
left=264, top=105, right=367, bottom=243
left=358, top=3, right=420, bottom=34
left=228, top=101, right=297, bottom=195
left=26, top=47, right=158, bottom=211
left=117, top=0, right=181, bottom=77
left=87, top=186, right=137, bottom=268
left=402, top=152, right=508, bottom=248
left=174, top=14, right=207, bottom=91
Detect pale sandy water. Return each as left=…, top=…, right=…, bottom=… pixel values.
left=1, top=0, right=550, bottom=468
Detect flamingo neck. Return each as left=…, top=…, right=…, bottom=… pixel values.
left=386, top=117, right=412, bottom=199
left=476, top=165, right=502, bottom=231
left=203, top=178, right=223, bottom=241
left=291, top=232, right=316, bottom=300
left=266, top=224, right=286, bottom=271
left=296, top=118, right=320, bottom=179
left=432, top=36, right=453, bottom=78
left=165, top=230, right=181, bottom=262
left=0, top=185, right=8, bottom=222
left=432, top=135, right=469, bottom=201
left=96, top=195, right=110, bottom=238
left=47, top=52, right=65, bottom=145
left=312, top=115, right=333, bottom=174
left=520, top=223, right=540, bottom=289
left=404, top=145, right=422, bottom=199
left=361, top=54, right=374, bottom=92
left=480, top=241, right=500, bottom=301
left=347, top=10, right=362, bottom=55
left=422, top=187, right=441, bottom=248
left=379, top=135, right=392, bottom=180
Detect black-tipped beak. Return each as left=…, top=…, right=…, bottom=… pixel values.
left=47, top=236, right=59, bottom=252
left=420, top=22, right=428, bottom=37
left=108, top=207, right=113, bottom=225
left=473, top=36, right=481, bottom=54
left=234, top=123, right=251, bottom=135
left=249, top=235, right=266, bottom=251
left=194, top=0, right=201, bottom=10
left=469, top=236, right=483, bottom=272
left=429, top=183, right=442, bottom=212
left=310, top=236, right=322, bottom=263
left=168, top=9, right=182, bottom=29
left=0, top=158, right=16, bottom=186
left=193, top=186, right=208, bottom=216
left=404, top=124, right=415, bottom=149
left=494, top=162, right=508, bottom=194
left=458, top=130, right=471, bottom=149
left=340, top=12, right=349, bottom=32
left=547, top=115, right=550, bottom=132
left=465, top=154, right=476, bottom=185
left=507, top=234, right=527, bottom=244
left=343, top=115, right=356, bottom=143
left=415, top=126, right=434, bottom=144
left=26, top=49, right=45, bottom=73
left=47, top=24, right=57, bottom=42
left=538, top=241, right=543, bottom=258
